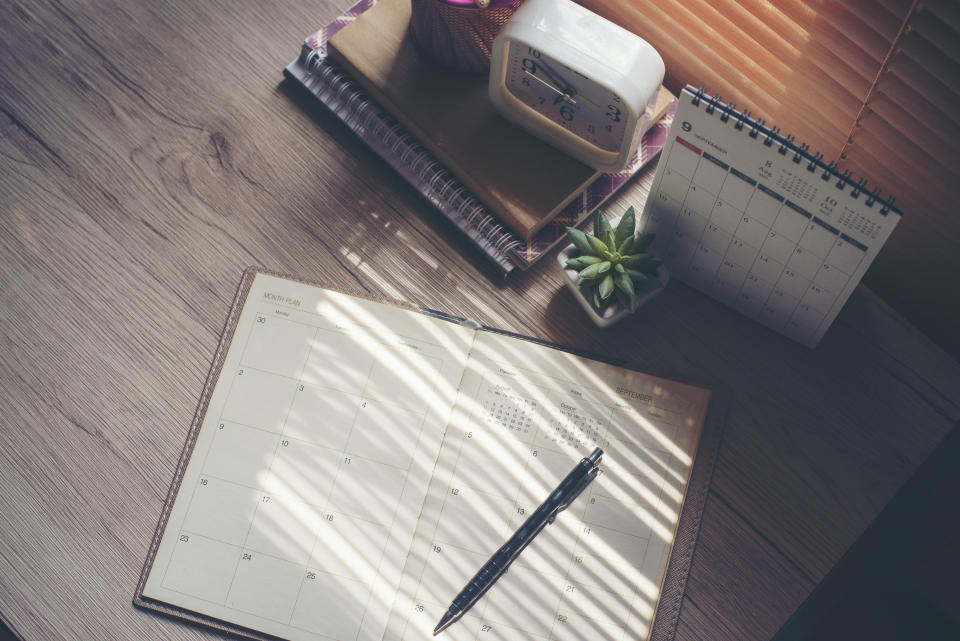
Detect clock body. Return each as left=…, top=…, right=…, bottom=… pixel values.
left=489, top=0, right=664, bottom=172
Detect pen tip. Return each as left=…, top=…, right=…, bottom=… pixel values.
left=433, top=608, right=460, bottom=635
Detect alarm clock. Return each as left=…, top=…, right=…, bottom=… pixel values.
left=488, top=0, right=664, bottom=172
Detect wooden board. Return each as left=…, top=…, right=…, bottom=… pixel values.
left=1, top=1, right=960, bottom=640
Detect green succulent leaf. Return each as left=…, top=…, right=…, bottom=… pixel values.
left=617, top=235, right=634, bottom=255
left=614, top=287, right=631, bottom=311
left=593, top=288, right=603, bottom=310
left=578, top=264, right=600, bottom=280
left=565, top=227, right=593, bottom=255
left=579, top=261, right=611, bottom=280
left=593, top=214, right=612, bottom=242
left=604, top=230, right=617, bottom=252
left=565, top=255, right=602, bottom=270
left=615, top=271, right=636, bottom=297
left=620, top=254, right=661, bottom=272
left=614, top=207, right=636, bottom=247
left=614, top=263, right=625, bottom=274
left=586, top=233, right=608, bottom=256
left=599, top=274, right=615, bottom=300
left=633, top=232, right=656, bottom=253
left=615, top=272, right=637, bottom=311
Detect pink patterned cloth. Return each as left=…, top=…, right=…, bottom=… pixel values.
left=409, top=0, right=524, bottom=74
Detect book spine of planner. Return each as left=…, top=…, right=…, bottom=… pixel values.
left=687, top=86, right=900, bottom=215
left=299, top=48, right=523, bottom=275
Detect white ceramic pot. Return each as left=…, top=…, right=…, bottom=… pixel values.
left=557, top=242, right=669, bottom=328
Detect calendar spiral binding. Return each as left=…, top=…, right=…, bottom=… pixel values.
left=689, top=86, right=901, bottom=216
left=302, top=49, right=524, bottom=274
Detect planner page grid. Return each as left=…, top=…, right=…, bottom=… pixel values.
left=142, top=273, right=475, bottom=641
left=388, top=331, right=711, bottom=641
left=139, top=271, right=716, bottom=641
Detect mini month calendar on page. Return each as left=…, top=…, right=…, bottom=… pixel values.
left=642, top=86, right=902, bottom=347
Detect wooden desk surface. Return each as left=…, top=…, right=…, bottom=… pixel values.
left=2, top=1, right=959, bottom=640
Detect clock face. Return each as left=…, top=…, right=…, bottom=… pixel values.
left=503, top=40, right=628, bottom=152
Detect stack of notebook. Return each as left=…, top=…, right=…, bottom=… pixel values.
left=284, top=0, right=676, bottom=275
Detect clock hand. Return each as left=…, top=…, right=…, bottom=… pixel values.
left=535, top=59, right=599, bottom=112
left=571, top=90, right=599, bottom=112
left=535, top=58, right=573, bottom=95
left=523, top=69, right=574, bottom=102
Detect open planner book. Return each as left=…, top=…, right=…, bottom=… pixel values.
left=135, top=268, right=724, bottom=641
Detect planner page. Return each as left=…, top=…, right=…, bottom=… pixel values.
left=387, top=331, right=711, bottom=641
left=143, top=273, right=476, bottom=641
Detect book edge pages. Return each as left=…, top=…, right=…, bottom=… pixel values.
left=649, top=389, right=729, bottom=641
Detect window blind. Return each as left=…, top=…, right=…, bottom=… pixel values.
left=577, top=0, right=960, bottom=356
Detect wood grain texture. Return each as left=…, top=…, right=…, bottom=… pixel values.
left=1, top=1, right=959, bottom=640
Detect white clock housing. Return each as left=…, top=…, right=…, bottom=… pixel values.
left=489, top=0, right=664, bottom=172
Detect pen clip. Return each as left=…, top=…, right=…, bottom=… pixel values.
left=549, top=467, right=599, bottom=522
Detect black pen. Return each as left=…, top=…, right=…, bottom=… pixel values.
left=433, top=447, right=604, bottom=635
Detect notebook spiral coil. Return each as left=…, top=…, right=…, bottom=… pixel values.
left=303, top=50, right=525, bottom=267
left=689, top=87, right=897, bottom=215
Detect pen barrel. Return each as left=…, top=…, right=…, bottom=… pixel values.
left=451, top=450, right=601, bottom=612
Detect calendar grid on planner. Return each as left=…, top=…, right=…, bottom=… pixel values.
left=139, top=270, right=718, bottom=641
left=641, top=86, right=902, bottom=348
left=156, top=303, right=449, bottom=638
left=401, top=345, right=694, bottom=641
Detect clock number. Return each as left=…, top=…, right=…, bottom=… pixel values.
left=521, top=58, right=538, bottom=74
left=559, top=105, right=574, bottom=121
left=526, top=47, right=541, bottom=58
left=606, top=104, right=622, bottom=122
left=522, top=76, right=530, bottom=86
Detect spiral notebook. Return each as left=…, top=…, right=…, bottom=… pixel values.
left=283, top=0, right=675, bottom=275
left=135, top=267, right=727, bottom=641
left=641, top=86, right=903, bottom=348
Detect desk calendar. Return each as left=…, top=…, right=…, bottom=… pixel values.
left=136, top=269, right=723, bottom=641
left=642, top=86, right=902, bottom=347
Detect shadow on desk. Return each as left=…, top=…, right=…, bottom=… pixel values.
left=774, top=423, right=960, bottom=640
left=0, top=620, right=17, bottom=641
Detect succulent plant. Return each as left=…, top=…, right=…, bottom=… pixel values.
left=564, top=206, right=661, bottom=313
